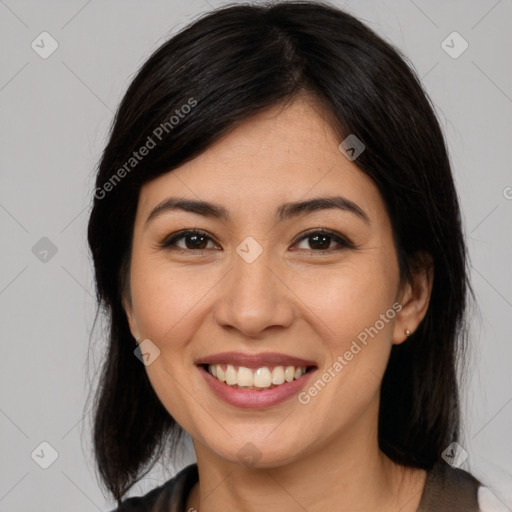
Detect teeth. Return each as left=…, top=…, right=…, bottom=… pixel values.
left=271, top=366, right=285, bottom=385
left=237, top=366, right=254, bottom=387
left=285, top=366, right=295, bottom=382
left=225, top=364, right=237, bottom=385
left=253, top=367, right=272, bottom=388
left=207, top=364, right=309, bottom=389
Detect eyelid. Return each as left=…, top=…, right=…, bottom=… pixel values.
left=160, top=228, right=354, bottom=253
left=291, top=228, right=354, bottom=251
left=160, top=229, right=219, bottom=250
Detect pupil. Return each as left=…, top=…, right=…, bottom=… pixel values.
left=311, top=234, right=330, bottom=250
left=186, top=234, right=207, bottom=249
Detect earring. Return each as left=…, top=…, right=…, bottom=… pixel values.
left=405, top=329, right=412, bottom=337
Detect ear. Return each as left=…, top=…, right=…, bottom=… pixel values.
left=122, top=294, right=141, bottom=342
left=120, top=256, right=141, bottom=342
left=393, top=252, right=434, bottom=345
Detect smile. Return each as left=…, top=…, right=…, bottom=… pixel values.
left=206, top=364, right=313, bottom=390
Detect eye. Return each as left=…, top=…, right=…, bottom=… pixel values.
left=160, top=229, right=218, bottom=251
left=160, top=228, right=353, bottom=253
left=292, top=229, right=353, bottom=252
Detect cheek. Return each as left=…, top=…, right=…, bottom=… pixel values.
left=299, top=259, right=397, bottom=341
left=128, top=258, right=209, bottom=426
left=294, top=272, right=396, bottom=422
left=129, top=255, right=215, bottom=343
left=294, top=256, right=398, bottom=398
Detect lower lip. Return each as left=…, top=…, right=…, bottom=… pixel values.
left=197, top=365, right=317, bottom=409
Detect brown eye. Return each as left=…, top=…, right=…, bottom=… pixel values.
left=183, top=233, right=209, bottom=249
left=293, top=229, right=352, bottom=252
left=161, top=230, right=217, bottom=251
left=308, top=233, right=332, bottom=250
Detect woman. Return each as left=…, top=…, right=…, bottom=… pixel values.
left=87, top=1, right=486, bottom=510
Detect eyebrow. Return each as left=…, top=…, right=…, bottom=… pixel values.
left=144, top=195, right=370, bottom=228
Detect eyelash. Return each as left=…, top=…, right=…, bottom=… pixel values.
left=159, top=228, right=354, bottom=254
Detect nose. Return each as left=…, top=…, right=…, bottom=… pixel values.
left=214, top=246, right=294, bottom=338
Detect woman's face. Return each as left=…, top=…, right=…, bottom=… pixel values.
left=124, top=97, right=424, bottom=468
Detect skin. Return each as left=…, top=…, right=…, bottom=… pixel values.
left=123, top=95, right=434, bottom=512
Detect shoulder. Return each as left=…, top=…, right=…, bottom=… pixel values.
left=108, top=463, right=198, bottom=512
left=418, top=461, right=481, bottom=511
left=419, top=463, right=512, bottom=512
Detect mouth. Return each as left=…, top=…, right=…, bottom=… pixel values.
left=194, top=351, right=318, bottom=390
left=194, top=351, right=318, bottom=407
left=198, top=363, right=317, bottom=390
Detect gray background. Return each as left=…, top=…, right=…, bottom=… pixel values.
left=1, top=0, right=511, bottom=510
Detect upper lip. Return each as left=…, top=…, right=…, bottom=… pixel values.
left=194, top=351, right=317, bottom=369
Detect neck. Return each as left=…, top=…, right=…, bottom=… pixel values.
left=186, top=404, right=426, bottom=512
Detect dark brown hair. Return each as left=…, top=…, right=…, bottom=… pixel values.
left=87, top=0, right=474, bottom=503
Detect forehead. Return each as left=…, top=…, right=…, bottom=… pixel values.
left=136, top=98, right=384, bottom=223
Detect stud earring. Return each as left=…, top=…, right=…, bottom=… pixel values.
left=405, top=329, right=412, bottom=337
